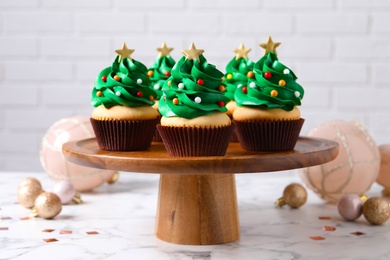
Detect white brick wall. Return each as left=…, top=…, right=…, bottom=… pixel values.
left=0, top=0, right=390, bottom=172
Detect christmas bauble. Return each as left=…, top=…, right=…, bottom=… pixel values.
left=40, top=115, right=118, bottom=192
left=34, top=192, right=62, bottom=219
left=276, top=183, right=307, bottom=208
left=298, top=120, right=380, bottom=204
left=337, top=194, right=364, bottom=221
left=376, top=144, right=390, bottom=193
left=17, top=177, right=43, bottom=208
left=362, top=197, right=390, bottom=225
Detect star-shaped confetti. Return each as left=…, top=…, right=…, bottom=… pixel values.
left=115, top=43, right=135, bottom=62
left=259, top=36, right=281, bottom=55
left=181, top=43, right=204, bottom=62
left=156, top=42, right=174, bottom=58
left=233, top=43, right=251, bottom=60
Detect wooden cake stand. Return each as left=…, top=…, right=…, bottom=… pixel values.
left=62, top=137, right=338, bottom=245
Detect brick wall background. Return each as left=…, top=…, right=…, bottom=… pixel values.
left=1, top=0, right=390, bottom=172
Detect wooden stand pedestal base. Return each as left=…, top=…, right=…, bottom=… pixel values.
left=155, top=174, right=240, bottom=245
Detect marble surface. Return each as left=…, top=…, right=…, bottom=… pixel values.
left=1, top=170, right=390, bottom=260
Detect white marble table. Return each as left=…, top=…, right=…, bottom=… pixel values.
left=1, top=171, right=389, bottom=260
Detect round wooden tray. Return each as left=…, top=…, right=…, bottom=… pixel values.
left=63, top=137, right=338, bottom=245
left=62, top=137, right=339, bottom=174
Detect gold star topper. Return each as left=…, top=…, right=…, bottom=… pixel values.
left=233, top=43, right=251, bottom=60
left=259, top=36, right=281, bottom=55
left=115, top=43, right=135, bottom=62
left=156, top=42, right=174, bottom=58
left=181, top=43, right=204, bottom=62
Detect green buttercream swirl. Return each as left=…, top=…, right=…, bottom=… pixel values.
left=91, top=56, right=157, bottom=108
left=148, top=55, right=176, bottom=99
left=224, top=57, right=255, bottom=100
left=235, top=52, right=304, bottom=111
left=158, top=54, right=230, bottom=119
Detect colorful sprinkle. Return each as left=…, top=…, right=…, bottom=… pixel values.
left=270, top=90, right=278, bottom=97
left=218, top=85, right=226, bottom=92
left=116, top=91, right=121, bottom=96
left=217, top=100, right=224, bottom=107
left=294, top=91, right=300, bottom=98
left=194, top=97, right=202, bottom=103
left=114, top=75, right=121, bottom=81
left=247, top=71, right=254, bottom=78
left=147, top=70, right=154, bottom=77
left=264, top=72, right=272, bottom=79
left=242, top=86, right=248, bottom=94
left=178, top=83, right=185, bottom=89
left=279, top=80, right=286, bottom=86
left=168, top=81, right=171, bottom=86
left=136, top=91, right=143, bottom=97
left=153, top=84, right=160, bottom=90
left=148, top=95, right=154, bottom=101
left=173, top=98, right=179, bottom=105
left=283, top=69, right=290, bottom=74
left=164, top=71, right=171, bottom=77
left=249, top=82, right=256, bottom=88
left=137, top=78, right=143, bottom=84
left=226, top=74, right=233, bottom=80
left=96, top=91, right=103, bottom=97
left=197, top=79, right=204, bottom=86
left=101, top=75, right=107, bottom=82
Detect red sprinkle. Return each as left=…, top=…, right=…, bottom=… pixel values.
left=165, top=71, right=171, bottom=77
left=217, top=100, right=224, bottom=107
left=197, top=79, right=204, bottom=85
left=242, top=86, right=248, bottom=94
left=136, top=91, right=143, bottom=97
left=263, top=72, right=272, bottom=79
left=101, top=75, right=107, bottom=82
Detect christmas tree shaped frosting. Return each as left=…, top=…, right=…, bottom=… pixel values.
left=91, top=43, right=157, bottom=108
left=158, top=43, right=230, bottom=119
left=224, top=43, right=255, bottom=101
left=235, top=36, right=304, bottom=111
left=147, top=42, right=176, bottom=100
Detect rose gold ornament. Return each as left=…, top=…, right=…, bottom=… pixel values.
left=337, top=194, right=367, bottom=221
left=376, top=144, right=390, bottom=195
left=33, top=192, right=62, bottom=219
left=17, top=177, right=43, bottom=208
left=362, top=197, right=390, bottom=225
left=298, top=120, right=380, bottom=203
left=275, top=183, right=307, bottom=208
left=40, top=116, right=118, bottom=192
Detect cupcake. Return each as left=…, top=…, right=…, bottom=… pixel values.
left=224, top=43, right=255, bottom=141
left=147, top=42, right=176, bottom=141
left=233, top=36, right=305, bottom=151
left=157, top=43, right=232, bottom=156
left=90, top=43, right=159, bottom=151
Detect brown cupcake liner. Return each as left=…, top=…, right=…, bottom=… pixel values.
left=156, top=124, right=233, bottom=157
left=233, top=118, right=305, bottom=151
left=90, top=118, right=158, bottom=151
left=227, top=114, right=239, bottom=142
left=152, top=114, right=163, bottom=142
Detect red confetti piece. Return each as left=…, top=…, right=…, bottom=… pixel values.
left=351, top=232, right=365, bottom=236
left=86, top=231, right=99, bottom=235
left=60, top=230, right=72, bottom=235
left=43, top=238, right=58, bottom=243
left=318, top=216, right=332, bottom=220
left=0, top=227, right=9, bottom=230
left=1, top=217, right=12, bottom=220
left=42, top=229, right=55, bottom=233
left=19, top=216, right=30, bottom=220
left=322, top=226, right=336, bottom=231
left=310, top=236, right=325, bottom=241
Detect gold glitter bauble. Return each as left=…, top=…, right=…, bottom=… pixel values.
left=17, top=178, right=43, bottom=208
left=362, top=197, right=390, bottom=225
left=34, top=192, right=62, bottom=219
left=276, top=183, right=307, bottom=208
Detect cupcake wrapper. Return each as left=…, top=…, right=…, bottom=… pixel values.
left=90, top=118, right=158, bottom=151
left=227, top=115, right=239, bottom=142
left=157, top=124, right=233, bottom=157
left=233, top=118, right=305, bottom=151
left=152, top=114, right=163, bottom=142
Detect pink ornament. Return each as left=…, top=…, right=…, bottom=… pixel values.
left=40, top=116, right=118, bottom=192
left=52, top=180, right=76, bottom=204
left=337, top=194, right=363, bottom=221
left=298, top=120, right=380, bottom=204
left=376, top=144, right=390, bottom=193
